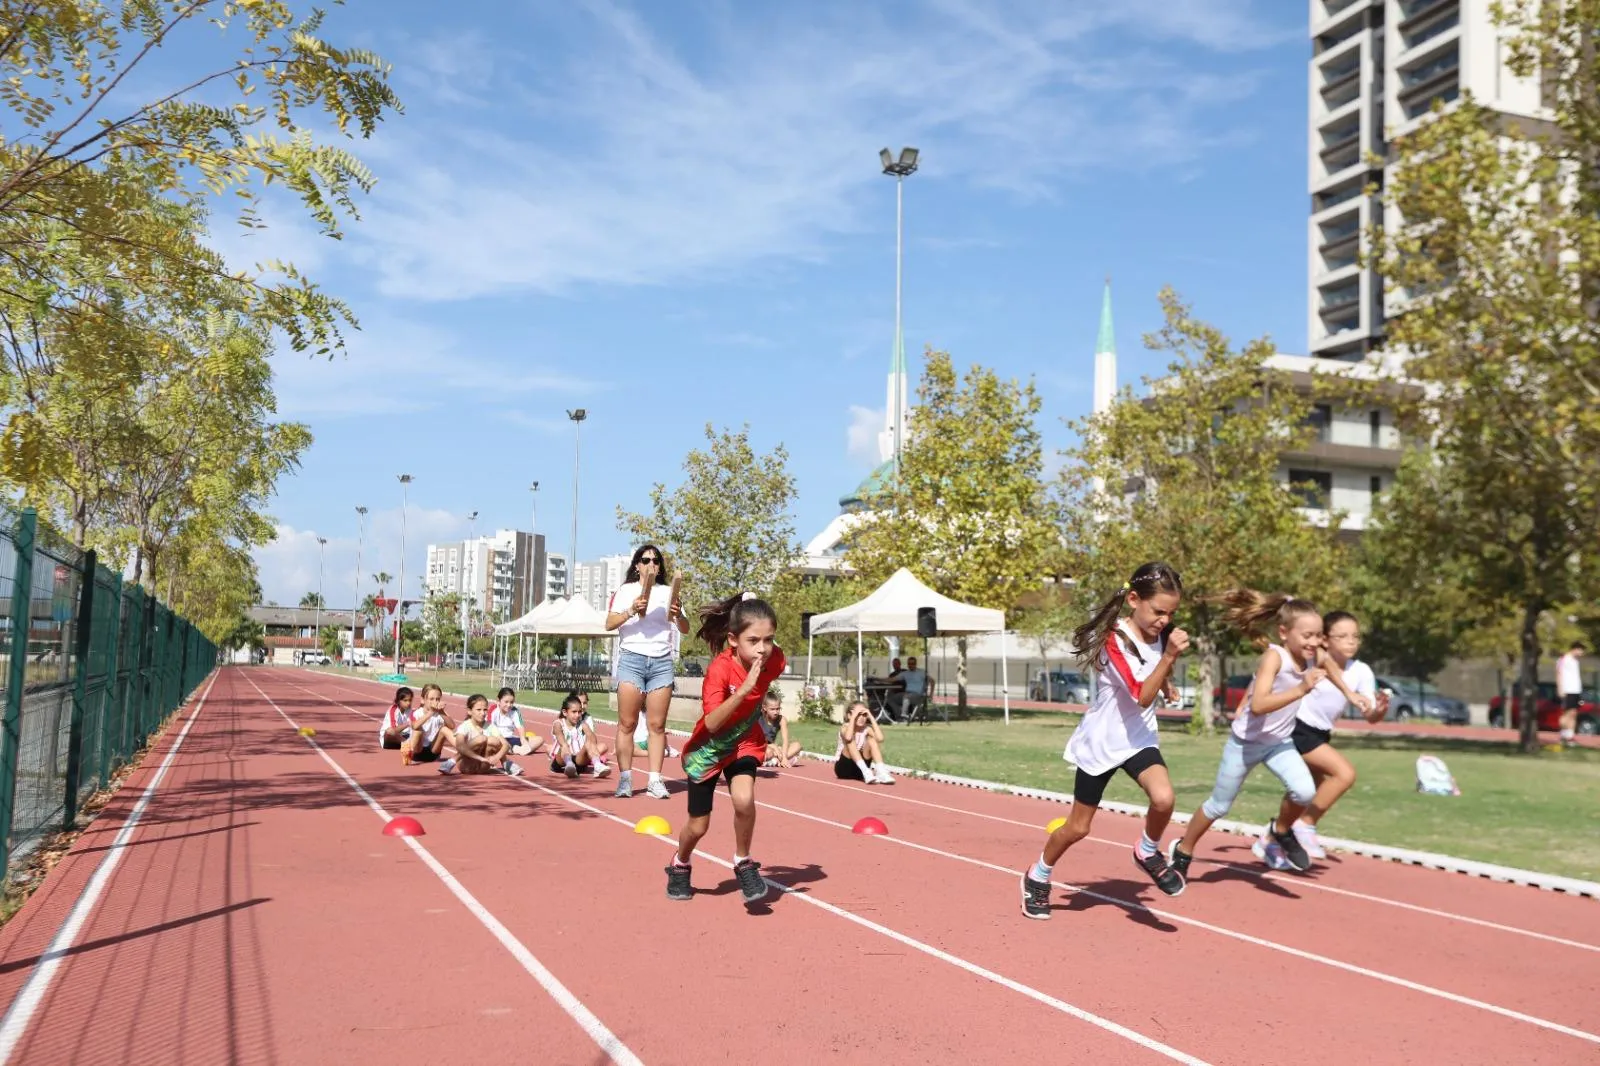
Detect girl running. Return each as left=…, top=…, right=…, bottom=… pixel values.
left=1021, top=562, right=1190, bottom=919
left=1168, top=591, right=1371, bottom=878
left=667, top=593, right=785, bottom=904
left=760, top=690, right=802, bottom=768
left=835, top=701, right=893, bottom=784
left=550, top=693, right=611, bottom=778
left=490, top=687, right=545, bottom=759
left=1274, top=610, right=1385, bottom=859
left=403, top=683, right=453, bottom=767
left=606, top=545, right=690, bottom=800
left=380, top=686, right=414, bottom=753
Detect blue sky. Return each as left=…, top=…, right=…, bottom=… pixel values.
left=235, top=0, right=1312, bottom=608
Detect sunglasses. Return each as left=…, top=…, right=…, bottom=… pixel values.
left=638, top=556, right=661, bottom=565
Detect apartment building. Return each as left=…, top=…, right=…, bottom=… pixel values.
left=572, top=555, right=630, bottom=614
left=545, top=552, right=569, bottom=601
left=425, top=529, right=548, bottom=622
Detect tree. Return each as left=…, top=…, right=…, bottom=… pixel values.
left=1060, top=289, right=1351, bottom=731
left=300, top=592, right=326, bottom=609
left=420, top=590, right=465, bottom=657
left=845, top=350, right=1057, bottom=711
left=1368, top=0, right=1600, bottom=751
left=616, top=424, right=800, bottom=608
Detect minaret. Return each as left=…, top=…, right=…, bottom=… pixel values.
left=877, top=328, right=907, bottom=468
left=1093, top=276, right=1116, bottom=417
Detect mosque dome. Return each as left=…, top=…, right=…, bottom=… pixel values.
left=839, top=458, right=896, bottom=511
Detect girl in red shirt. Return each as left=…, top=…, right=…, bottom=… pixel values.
left=666, top=593, right=784, bottom=904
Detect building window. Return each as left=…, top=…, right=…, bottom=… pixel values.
left=1369, top=409, right=1381, bottom=445
left=1370, top=475, right=1382, bottom=498
left=1305, top=404, right=1333, bottom=442
left=1290, top=469, right=1334, bottom=508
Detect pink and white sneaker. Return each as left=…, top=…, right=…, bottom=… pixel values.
left=1251, top=834, right=1294, bottom=871
left=1292, top=821, right=1326, bottom=860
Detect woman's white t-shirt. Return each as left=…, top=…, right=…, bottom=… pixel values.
left=608, top=581, right=677, bottom=658
left=1297, top=659, right=1375, bottom=732
left=1066, top=620, right=1164, bottom=775
left=1232, top=644, right=1309, bottom=744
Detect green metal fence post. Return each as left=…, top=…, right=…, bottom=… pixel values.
left=63, top=549, right=96, bottom=829
left=0, top=508, right=39, bottom=872
left=97, top=573, right=123, bottom=789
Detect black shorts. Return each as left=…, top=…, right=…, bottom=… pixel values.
left=411, top=747, right=439, bottom=763
left=1292, top=719, right=1333, bottom=756
left=834, top=757, right=875, bottom=781
left=380, top=735, right=403, bottom=751
left=1563, top=694, right=1582, bottom=711
left=686, top=756, right=759, bottom=818
left=1072, top=747, right=1165, bottom=807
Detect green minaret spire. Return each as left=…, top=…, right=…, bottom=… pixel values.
left=1096, top=274, right=1115, bottom=356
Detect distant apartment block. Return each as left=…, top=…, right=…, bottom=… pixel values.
left=425, top=529, right=548, bottom=622
left=572, top=555, right=630, bottom=614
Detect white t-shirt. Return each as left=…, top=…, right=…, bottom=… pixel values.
left=1232, top=644, right=1309, bottom=744
left=553, top=718, right=588, bottom=754
left=1557, top=652, right=1582, bottom=696
left=489, top=706, right=525, bottom=741
left=608, top=581, right=677, bottom=658
left=1297, top=659, right=1374, bottom=732
left=1065, top=620, right=1163, bottom=775
left=378, top=703, right=412, bottom=744
left=412, top=707, right=446, bottom=745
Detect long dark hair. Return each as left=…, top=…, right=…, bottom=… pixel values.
left=1215, top=588, right=1319, bottom=648
left=623, top=544, right=670, bottom=585
left=696, top=593, right=778, bottom=653
left=1072, top=561, right=1183, bottom=668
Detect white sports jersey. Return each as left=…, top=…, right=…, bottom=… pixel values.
left=1557, top=652, right=1582, bottom=697
left=413, top=708, right=446, bottom=745
left=1232, top=644, right=1309, bottom=743
left=554, top=718, right=587, bottom=754
left=489, top=705, right=524, bottom=741
left=1065, top=620, right=1164, bottom=776
left=378, top=703, right=412, bottom=744
left=1297, top=659, right=1374, bottom=732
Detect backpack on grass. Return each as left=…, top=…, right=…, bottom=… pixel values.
left=1415, top=755, right=1460, bottom=796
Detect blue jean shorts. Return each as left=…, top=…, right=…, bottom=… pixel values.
left=616, top=649, right=675, bottom=694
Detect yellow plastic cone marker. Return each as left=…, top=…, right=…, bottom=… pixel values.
left=1046, top=816, right=1067, bottom=834
left=298, top=726, right=316, bottom=737
left=634, top=815, right=671, bottom=836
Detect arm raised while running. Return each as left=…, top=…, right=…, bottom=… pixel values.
left=1248, top=647, right=1325, bottom=715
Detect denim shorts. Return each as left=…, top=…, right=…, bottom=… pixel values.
left=616, top=649, right=675, bottom=694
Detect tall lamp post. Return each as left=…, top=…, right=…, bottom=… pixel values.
left=353, top=506, right=367, bottom=666
left=462, top=510, right=477, bottom=674
left=566, top=409, right=586, bottom=665
left=315, top=536, right=327, bottom=661
left=396, top=473, right=414, bottom=676
left=879, top=146, right=919, bottom=482
left=528, top=481, right=539, bottom=612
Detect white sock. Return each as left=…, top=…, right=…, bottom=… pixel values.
left=1137, top=833, right=1158, bottom=858
left=1030, top=854, right=1053, bottom=881
left=1561, top=729, right=1575, bottom=741
left=734, top=854, right=749, bottom=865
left=855, top=759, right=871, bottom=778
left=649, top=771, right=662, bottom=785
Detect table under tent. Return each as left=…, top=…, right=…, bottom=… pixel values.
left=493, top=596, right=615, bottom=693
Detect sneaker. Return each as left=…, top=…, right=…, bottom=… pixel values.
left=503, top=761, right=524, bottom=777
left=1270, top=825, right=1312, bottom=871
left=646, top=777, right=671, bottom=800
left=665, top=863, right=693, bottom=901
left=1292, top=821, right=1326, bottom=860
left=733, top=859, right=767, bottom=903
left=1132, top=846, right=1186, bottom=896
left=1020, top=871, right=1052, bottom=919
left=592, top=760, right=612, bottom=779
left=564, top=759, right=578, bottom=780
left=614, top=771, right=633, bottom=798
left=1167, top=840, right=1193, bottom=880
left=873, top=764, right=895, bottom=785
left=437, top=757, right=456, bottom=775
left=1252, top=835, right=1294, bottom=871
left=666, top=745, right=681, bottom=759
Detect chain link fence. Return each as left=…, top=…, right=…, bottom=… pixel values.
left=0, top=506, right=215, bottom=876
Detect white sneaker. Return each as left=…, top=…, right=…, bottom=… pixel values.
left=564, top=759, right=578, bottom=779
left=666, top=745, right=681, bottom=759
left=592, top=760, right=612, bottom=779
left=646, top=777, right=671, bottom=800
left=874, top=765, right=895, bottom=785
left=503, top=761, right=524, bottom=777
left=1251, top=835, right=1293, bottom=871
left=437, top=758, right=456, bottom=775
left=1292, top=821, right=1326, bottom=859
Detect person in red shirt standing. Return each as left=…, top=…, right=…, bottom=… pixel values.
left=666, top=593, right=784, bottom=903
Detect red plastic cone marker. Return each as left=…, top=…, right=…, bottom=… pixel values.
left=852, top=816, right=887, bottom=836
left=383, top=816, right=425, bottom=837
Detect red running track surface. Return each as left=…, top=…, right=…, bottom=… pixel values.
left=0, top=667, right=1595, bottom=1065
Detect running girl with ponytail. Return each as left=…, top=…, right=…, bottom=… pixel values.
left=1021, top=562, right=1190, bottom=920
left=1168, top=590, right=1373, bottom=878
left=666, top=593, right=785, bottom=904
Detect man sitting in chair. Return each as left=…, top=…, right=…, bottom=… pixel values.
left=898, top=656, right=928, bottom=721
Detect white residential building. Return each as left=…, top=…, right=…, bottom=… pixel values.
left=425, top=529, right=547, bottom=622
left=545, top=552, right=569, bottom=601
left=572, top=555, right=630, bottom=614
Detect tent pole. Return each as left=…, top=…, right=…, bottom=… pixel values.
left=1002, top=628, right=1011, bottom=725
left=806, top=633, right=814, bottom=688
left=856, top=629, right=864, bottom=696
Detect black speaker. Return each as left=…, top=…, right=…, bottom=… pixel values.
left=801, top=612, right=816, bottom=639
left=916, top=607, right=937, bottom=638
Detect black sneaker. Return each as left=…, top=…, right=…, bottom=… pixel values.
left=733, top=859, right=767, bottom=903
left=1020, top=871, right=1052, bottom=919
left=1167, top=841, right=1193, bottom=879
left=1270, top=826, right=1312, bottom=872
left=1133, top=846, right=1186, bottom=896
left=665, top=863, right=693, bottom=900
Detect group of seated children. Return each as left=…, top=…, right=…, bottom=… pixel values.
left=379, top=685, right=612, bottom=779
left=755, top=691, right=893, bottom=785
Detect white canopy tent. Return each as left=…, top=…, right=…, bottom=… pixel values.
left=493, top=596, right=566, bottom=637
left=805, top=567, right=1013, bottom=722
left=493, top=596, right=614, bottom=690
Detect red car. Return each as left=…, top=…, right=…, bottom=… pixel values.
left=1488, top=682, right=1599, bottom=735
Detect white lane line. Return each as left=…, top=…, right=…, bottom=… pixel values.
left=0, top=672, right=219, bottom=1064
left=770, top=769, right=1600, bottom=953
left=239, top=672, right=645, bottom=1066
left=751, top=795, right=1600, bottom=1047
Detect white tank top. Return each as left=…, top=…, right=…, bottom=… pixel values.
left=1231, top=644, right=1307, bottom=744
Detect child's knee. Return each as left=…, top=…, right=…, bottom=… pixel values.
left=1287, top=777, right=1316, bottom=806
left=1201, top=793, right=1234, bottom=821
left=1146, top=785, right=1175, bottom=816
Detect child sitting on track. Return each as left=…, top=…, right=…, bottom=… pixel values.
left=380, top=686, right=414, bottom=751
left=444, top=694, right=521, bottom=776
left=760, top=690, right=801, bottom=768
left=403, top=683, right=453, bottom=766
left=550, top=694, right=611, bottom=778
left=491, top=686, right=545, bottom=759
left=835, top=701, right=893, bottom=784
left=667, top=593, right=785, bottom=903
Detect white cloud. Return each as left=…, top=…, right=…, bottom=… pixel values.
left=253, top=506, right=474, bottom=608
left=348, top=0, right=1289, bottom=301
left=847, top=405, right=884, bottom=464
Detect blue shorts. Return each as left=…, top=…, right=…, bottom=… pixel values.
left=616, top=649, right=675, bottom=694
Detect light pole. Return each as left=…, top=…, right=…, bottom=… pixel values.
left=462, top=510, right=477, bottom=673
left=396, top=473, right=413, bottom=676
left=528, top=480, right=539, bottom=612
left=879, top=145, right=919, bottom=483
left=353, top=506, right=367, bottom=666
left=566, top=409, right=586, bottom=665
left=315, top=536, right=327, bottom=661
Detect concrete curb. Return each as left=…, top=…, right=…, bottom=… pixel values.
left=297, top=668, right=1600, bottom=900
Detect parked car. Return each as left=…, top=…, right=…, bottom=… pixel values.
left=1369, top=677, right=1470, bottom=725
left=1029, top=669, right=1091, bottom=704
left=301, top=651, right=332, bottom=666
left=443, top=653, right=488, bottom=669
left=1211, top=675, right=1254, bottom=714
left=1488, top=682, right=1600, bottom=734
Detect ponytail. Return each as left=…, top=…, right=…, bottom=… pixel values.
left=1072, top=561, right=1183, bottom=668
left=696, top=592, right=778, bottom=653
left=1214, top=588, right=1320, bottom=647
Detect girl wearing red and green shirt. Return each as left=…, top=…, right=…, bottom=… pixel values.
left=666, top=593, right=784, bottom=904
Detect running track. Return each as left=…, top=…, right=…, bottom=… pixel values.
left=0, top=668, right=1595, bottom=1065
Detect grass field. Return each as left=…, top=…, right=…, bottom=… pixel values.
left=307, top=668, right=1600, bottom=882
